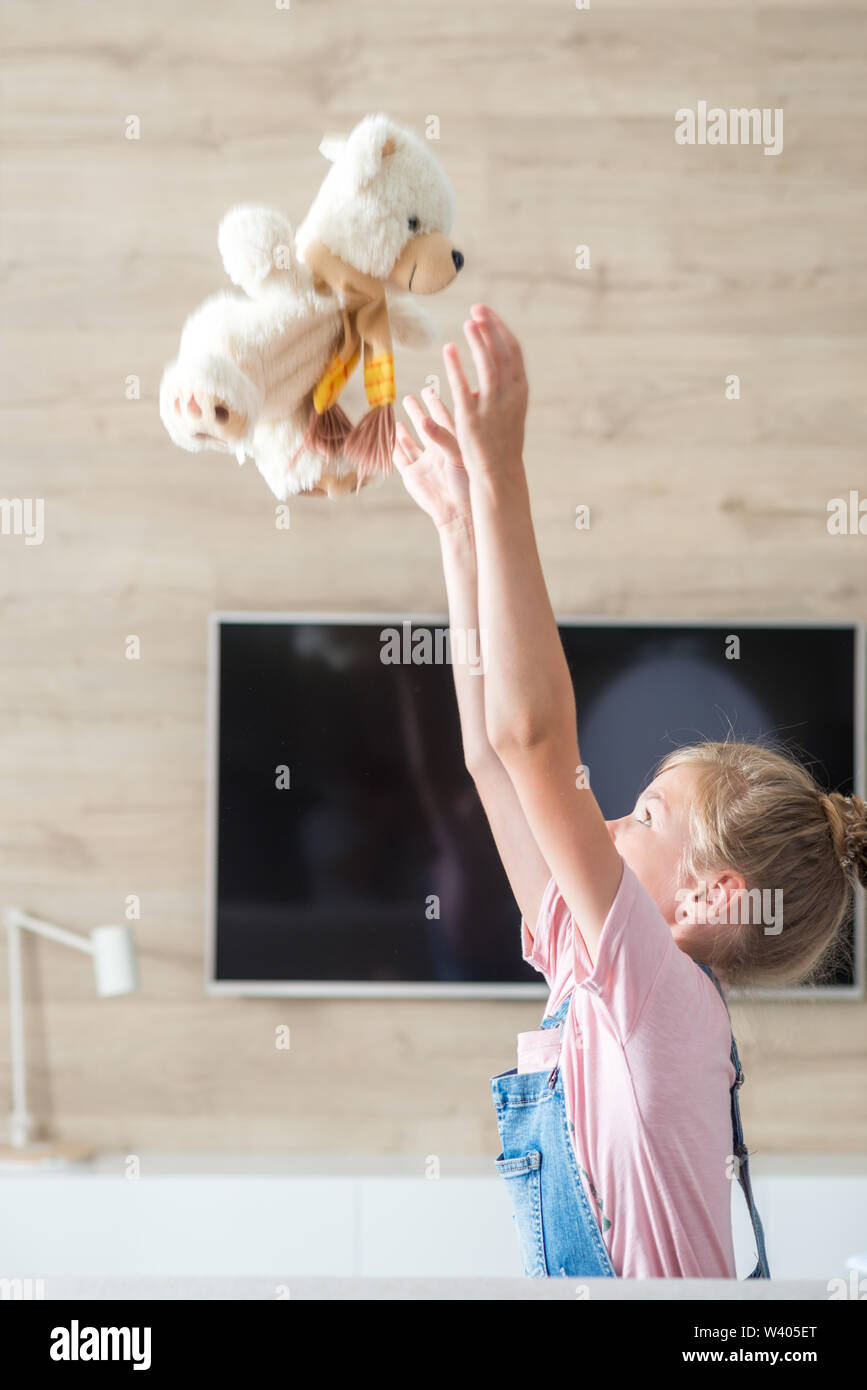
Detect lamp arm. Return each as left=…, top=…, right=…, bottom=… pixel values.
left=4, top=908, right=94, bottom=955
left=3, top=909, right=137, bottom=1149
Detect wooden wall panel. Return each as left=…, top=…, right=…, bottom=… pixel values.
left=0, top=0, right=864, bottom=1154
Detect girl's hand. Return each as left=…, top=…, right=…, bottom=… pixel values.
left=442, top=304, right=529, bottom=482
left=393, top=385, right=474, bottom=531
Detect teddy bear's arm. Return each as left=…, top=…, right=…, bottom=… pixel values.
left=218, top=205, right=312, bottom=300
left=386, top=296, right=437, bottom=350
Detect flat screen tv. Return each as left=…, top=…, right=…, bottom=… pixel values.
left=206, top=616, right=864, bottom=999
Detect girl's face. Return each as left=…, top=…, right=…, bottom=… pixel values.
left=605, top=765, right=696, bottom=925
left=605, top=764, right=739, bottom=958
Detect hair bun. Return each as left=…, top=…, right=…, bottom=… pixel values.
left=819, top=792, right=867, bottom=889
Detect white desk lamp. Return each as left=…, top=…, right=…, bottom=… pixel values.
left=3, top=907, right=139, bottom=1162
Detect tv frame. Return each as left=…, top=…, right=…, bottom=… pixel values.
left=205, top=613, right=865, bottom=1001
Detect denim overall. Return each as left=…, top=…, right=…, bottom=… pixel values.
left=490, top=960, right=771, bottom=1279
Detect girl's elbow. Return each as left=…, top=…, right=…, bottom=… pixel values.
left=488, top=710, right=553, bottom=757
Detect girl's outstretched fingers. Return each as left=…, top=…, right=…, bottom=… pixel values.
left=394, top=419, right=420, bottom=468
left=421, top=384, right=457, bottom=434
left=404, top=394, right=463, bottom=464
left=472, top=304, right=526, bottom=380
left=469, top=308, right=510, bottom=384
left=463, top=315, right=497, bottom=395
left=442, top=340, right=475, bottom=417
left=403, top=394, right=435, bottom=446
left=422, top=415, right=453, bottom=448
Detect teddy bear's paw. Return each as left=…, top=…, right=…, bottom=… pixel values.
left=387, top=296, right=437, bottom=350
left=309, top=470, right=354, bottom=499
left=160, top=354, right=262, bottom=454
left=169, top=386, right=248, bottom=449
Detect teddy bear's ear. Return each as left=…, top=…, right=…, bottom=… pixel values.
left=353, top=134, right=397, bottom=188
left=341, top=116, right=400, bottom=190
left=318, top=131, right=348, bottom=162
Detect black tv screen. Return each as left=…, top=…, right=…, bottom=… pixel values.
left=207, top=617, right=864, bottom=996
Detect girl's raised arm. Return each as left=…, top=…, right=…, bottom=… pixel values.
left=444, top=305, right=624, bottom=964
left=393, top=388, right=553, bottom=936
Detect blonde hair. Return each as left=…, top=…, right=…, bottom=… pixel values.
left=654, top=739, right=866, bottom=989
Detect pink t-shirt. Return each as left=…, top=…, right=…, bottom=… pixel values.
left=519, top=857, right=738, bottom=1279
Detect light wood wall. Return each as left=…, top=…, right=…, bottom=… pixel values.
left=1, top=0, right=865, bottom=1155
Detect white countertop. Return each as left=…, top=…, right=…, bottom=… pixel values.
left=28, top=1275, right=836, bottom=1300
left=3, top=1149, right=867, bottom=1177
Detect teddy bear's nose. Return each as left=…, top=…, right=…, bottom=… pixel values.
left=452, top=249, right=464, bottom=272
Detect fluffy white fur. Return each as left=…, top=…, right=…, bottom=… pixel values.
left=159, top=115, right=452, bottom=499
left=296, top=113, right=455, bottom=281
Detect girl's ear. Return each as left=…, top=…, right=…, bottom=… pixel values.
left=683, top=872, right=747, bottom=927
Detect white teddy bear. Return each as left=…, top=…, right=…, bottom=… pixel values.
left=159, top=114, right=464, bottom=499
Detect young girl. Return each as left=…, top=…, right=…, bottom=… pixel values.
left=392, top=303, right=867, bottom=1281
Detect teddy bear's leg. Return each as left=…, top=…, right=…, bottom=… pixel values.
left=160, top=354, right=261, bottom=454
left=251, top=415, right=325, bottom=498
left=249, top=411, right=358, bottom=498
left=252, top=417, right=379, bottom=501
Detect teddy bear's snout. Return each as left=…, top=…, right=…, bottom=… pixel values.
left=388, top=230, right=465, bottom=295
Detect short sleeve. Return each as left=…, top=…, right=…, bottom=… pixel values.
left=574, top=859, right=678, bottom=1042
left=521, top=859, right=678, bottom=1041
left=520, top=875, right=570, bottom=988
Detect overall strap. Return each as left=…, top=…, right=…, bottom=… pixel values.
left=542, top=989, right=573, bottom=1090
left=696, top=962, right=771, bottom=1279
left=541, top=991, right=572, bottom=1028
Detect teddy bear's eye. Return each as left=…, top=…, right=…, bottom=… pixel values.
left=408, top=216, right=420, bottom=232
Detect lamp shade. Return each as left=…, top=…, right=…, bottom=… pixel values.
left=90, top=926, right=138, bottom=997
